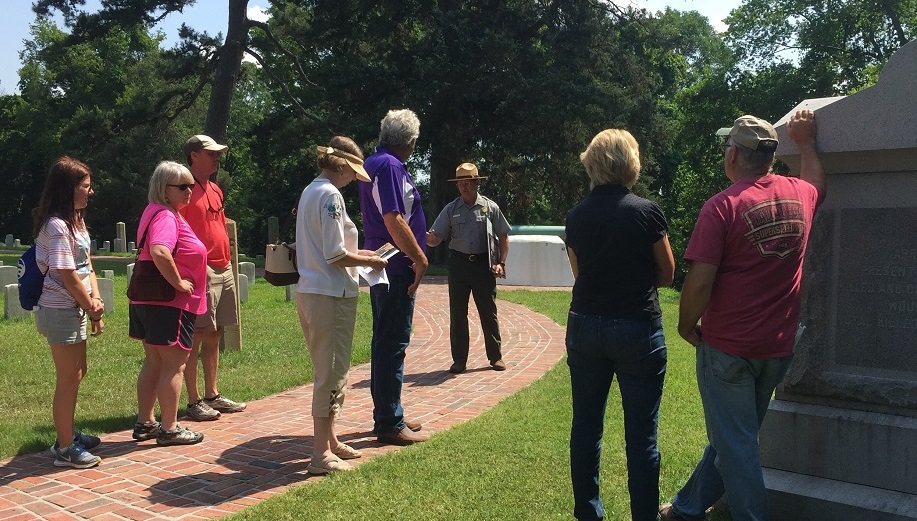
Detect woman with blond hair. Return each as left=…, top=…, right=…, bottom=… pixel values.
left=33, top=156, right=105, bottom=468
left=129, top=161, right=207, bottom=446
left=565, top=129, right=675, bottom=521
left=296, top=136, right=388, bottom=474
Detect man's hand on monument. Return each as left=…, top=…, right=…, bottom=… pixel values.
left=788, top=109, right=817, bottom=146
left=788, top=108, right=826, bottom=201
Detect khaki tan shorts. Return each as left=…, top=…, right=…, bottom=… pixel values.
left=194, top=265, right=240, bottom=332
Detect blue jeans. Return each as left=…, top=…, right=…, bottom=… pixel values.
left=567, top=312, right=667, bottom=521
left=670, top=342, right=793, bottom=521
left=369, top=271, right=415, bottom=434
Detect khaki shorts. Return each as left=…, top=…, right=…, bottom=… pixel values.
left=194, top=265, right=239, bottom=333
left=35, top=306, right=87, bottom=346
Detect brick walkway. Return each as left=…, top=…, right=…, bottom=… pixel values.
left=0, top=282, right=566, bottom=520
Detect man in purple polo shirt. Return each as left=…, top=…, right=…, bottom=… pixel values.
left=359, top=109, right=430, bottom=446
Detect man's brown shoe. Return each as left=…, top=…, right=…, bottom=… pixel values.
left=377, top=427, right=429, bottom=446
left=405, top=420, right=422, bottom=432
left=658, top=503, right=688, bottom=521
left=449, top=363, right=465, bottom=374
left=491, top=359, right=507, bottom=371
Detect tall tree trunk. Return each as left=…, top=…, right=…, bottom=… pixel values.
left=204, top=0, right=249, bottom=142
left=428, top=142, right=464, bottom=264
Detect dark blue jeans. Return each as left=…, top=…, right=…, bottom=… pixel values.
left=567, top=312, right=667, bottom=521
left=369, top=271, right=415, bottom=434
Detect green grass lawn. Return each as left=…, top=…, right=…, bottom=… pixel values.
left=0, top=263, right=723, bottom=520
left=0, top=257, right=372, bottom=458
left=225, top=287, right=725, bottom=521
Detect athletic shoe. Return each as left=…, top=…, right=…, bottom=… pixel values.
left=156, top=425, right=204, bottom=446
left=186, top=400, right=221, bottom=421
left=53, top=443, right=101, bottom=469
left=50, top=431, right=101, bottom=455
left=203, top=394, right=247, bottom=413
left=132, top=421, right=161, bottom=441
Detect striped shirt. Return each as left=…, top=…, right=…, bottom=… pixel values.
left=36, top=217, right=92, bottom=309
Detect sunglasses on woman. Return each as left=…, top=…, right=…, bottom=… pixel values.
left=168, top=183, right=195, bottom=191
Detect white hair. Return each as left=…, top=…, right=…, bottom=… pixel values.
left=379, top=109, right=420, bottom=147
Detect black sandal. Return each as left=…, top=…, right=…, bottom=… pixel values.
left=132, top=421, right=161, bottom=441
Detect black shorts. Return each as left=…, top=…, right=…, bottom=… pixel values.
left=129, top=304, right=197, bottom=350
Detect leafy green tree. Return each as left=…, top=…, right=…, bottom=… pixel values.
left=0, top=18, right=195, bottom=241
left=257, top=0, right=683, bottom=232
left=726, top=0, right=915, bottom=94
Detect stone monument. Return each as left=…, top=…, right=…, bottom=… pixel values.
left=759, top=39, right=917, bottom=520
left=116, top=222, right=127, bottom=252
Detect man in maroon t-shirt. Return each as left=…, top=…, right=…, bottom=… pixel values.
left=660, top=111, right=825, bottom=521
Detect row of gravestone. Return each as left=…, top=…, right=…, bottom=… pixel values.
left=5, top=212, right=291, bottom=254
left=1, top=261, right=269, bottom=320
left=2, top=234, right=137, bottom=254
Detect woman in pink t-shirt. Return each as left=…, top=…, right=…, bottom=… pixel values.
left=128, top=161, right=208, bottom=446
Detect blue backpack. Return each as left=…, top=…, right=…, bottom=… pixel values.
left=18, top=245, right=47, bottom=310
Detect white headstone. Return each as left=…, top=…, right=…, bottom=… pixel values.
left=91, top=239, right=98, bottom=254
left=127, top=263, right=134, bottom=282
left=116, top=222, right=127, bottom=252
left=101, top=269, right=114, bottom=280
left=285, top=284, right=295, bottom=302
left=96, top=278, right=114, bottom=314
left=4, top=284, right=31, bottom=319
left=13, top=239, right=20, bottom=248
left=128, top=241, right=136, bottom=252
left=238, top=273, right=249, bottom=303
left=239, top=262, right=256, bottom=284
left=4, top=234, right=13, bottom=248
left=0, top=266, right=17, bottom=288
left=101, top=241, right=111, bottom=252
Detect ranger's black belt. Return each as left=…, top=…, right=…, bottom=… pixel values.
left=450, top=249, right=487, bottom=263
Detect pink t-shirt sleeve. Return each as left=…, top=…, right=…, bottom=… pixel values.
left=148, top=211, right=179, bottom=251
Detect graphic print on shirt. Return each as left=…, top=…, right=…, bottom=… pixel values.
left=325, top=201, right=343, bottom=220
left=742, top=198, right=806, bottom=258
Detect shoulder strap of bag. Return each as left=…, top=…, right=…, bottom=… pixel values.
left=135, top=208, right=171, bottom=259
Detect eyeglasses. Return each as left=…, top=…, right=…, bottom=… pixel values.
left=168, top=183, right=194, bottom=191
left=199, top=181, right=224, bottom=214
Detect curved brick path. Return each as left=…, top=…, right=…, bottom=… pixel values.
left=0, top=282, right=567, bottom=520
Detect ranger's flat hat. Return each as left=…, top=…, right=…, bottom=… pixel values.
left=449, top=162, right=487, bottom=181
left=716, top=115, right=778, bottom=152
